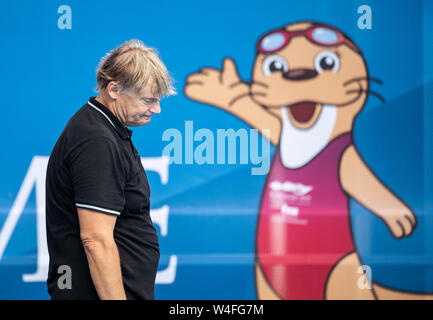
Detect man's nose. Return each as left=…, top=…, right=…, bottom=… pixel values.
left=150, top=102, right=161, bottom=114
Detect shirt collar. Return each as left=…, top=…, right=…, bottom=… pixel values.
left=87, top=97, right=133, bottom=140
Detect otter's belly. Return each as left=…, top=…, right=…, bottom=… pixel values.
left=256, top=139, right=354, bottom=299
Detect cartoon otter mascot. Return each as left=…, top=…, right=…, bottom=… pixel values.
left=185, top=21, right=428, bottom=299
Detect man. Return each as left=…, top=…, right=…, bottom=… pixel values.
left=45, top=39, right=175, bottom=300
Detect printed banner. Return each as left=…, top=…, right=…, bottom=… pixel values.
left=0, top=0, right=432, bottom=299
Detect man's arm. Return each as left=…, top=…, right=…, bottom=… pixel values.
left=78, top=208, right=126, bottom=300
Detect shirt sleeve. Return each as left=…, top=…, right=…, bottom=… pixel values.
left=69, top=137, right=126, bottom=215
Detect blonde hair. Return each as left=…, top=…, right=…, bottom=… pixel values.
left=96, top=39, right=175, bottom=97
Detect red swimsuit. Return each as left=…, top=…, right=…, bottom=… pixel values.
left=256, top=133, right=354, bottom=300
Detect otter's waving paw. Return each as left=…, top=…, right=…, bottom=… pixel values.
left=185, top=58, right=250, bottom=111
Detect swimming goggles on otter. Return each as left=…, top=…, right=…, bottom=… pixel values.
left=257, top=25, right=360, bottom=54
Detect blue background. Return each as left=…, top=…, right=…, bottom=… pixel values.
left=0, top=0, right=431, bottom=299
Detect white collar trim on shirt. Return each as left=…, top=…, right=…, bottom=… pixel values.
left=87, top=100, right=116, bottom=129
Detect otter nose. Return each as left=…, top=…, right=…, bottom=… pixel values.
left=283, top=68, right=318, bottom=81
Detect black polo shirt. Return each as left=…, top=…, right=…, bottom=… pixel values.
left=45, top=97, right=160, bottom=300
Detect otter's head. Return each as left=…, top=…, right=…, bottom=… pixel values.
left=251, top=22, right=369, bottom=138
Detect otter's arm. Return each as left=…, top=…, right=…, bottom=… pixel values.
left=225, top=94, right=281, bottom=145
left=185, top=58, right=281, bottom=146
left=339, top=145, right=417, bottom=238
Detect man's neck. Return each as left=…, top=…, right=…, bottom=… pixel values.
left=95, top=93, right=127, bottom=127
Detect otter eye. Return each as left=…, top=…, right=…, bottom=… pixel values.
left=262, top=55, right=289, bottom=76
left=314, top=50, right=340, bottom=73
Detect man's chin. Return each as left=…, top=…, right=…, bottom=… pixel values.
left=128, top=119, right=151, bottom=127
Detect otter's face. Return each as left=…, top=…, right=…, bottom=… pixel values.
left=250, top=23, right=368, bottom=130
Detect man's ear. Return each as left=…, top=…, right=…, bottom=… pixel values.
left=106, top=81, right=120, bottom=100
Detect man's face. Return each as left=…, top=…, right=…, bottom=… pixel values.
left=119, top=79, right=161, bottom=127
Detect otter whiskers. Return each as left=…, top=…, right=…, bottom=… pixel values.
left=343, top=76, right=383, bottom=86
left=344, top=76, right=385, bottom=103
left=346, top=88, right=386, bottom=103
